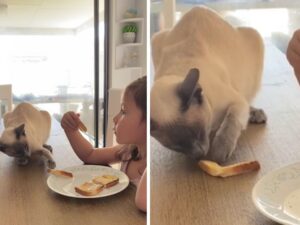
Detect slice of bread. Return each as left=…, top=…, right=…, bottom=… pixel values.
left=75, top=182, right=104, bottom=196
left=78, top=121, right=87, bottom=132
left=92, top=175, right=119, bottom=188
left=48, top=169, right=73, bottom=178
left=198, top=160, right=260, bottom=178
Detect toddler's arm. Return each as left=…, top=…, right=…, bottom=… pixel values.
left=287, top=29, right=300, bottom=83
left=61, top=111, right=122, bottom=165
left=135, top=168, right=147, bottom=212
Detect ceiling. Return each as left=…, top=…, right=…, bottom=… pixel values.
left=0, top=0, right=104, bottom=31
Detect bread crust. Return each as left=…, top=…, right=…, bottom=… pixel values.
left=78, top=121, right=87, bottom=132
left=198, top=160, right=260, bottom=177
left=48, top=169, right=73, bottom=178
left=92, top=175, right=119, bottom=188
left=75, top=182, right=104, bottom=196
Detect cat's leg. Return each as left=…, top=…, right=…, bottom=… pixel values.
left=249, top=106, right=267, bottom=124
left=43, top=144, right=53, bottom=153
left=32, top=148, right=56, bottom=169
left=207, top=101, right=249, bottom=163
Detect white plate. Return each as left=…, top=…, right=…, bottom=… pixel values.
left=252, top=162, right=300, bottom=225
left=47, top=165, right=130, bottom=198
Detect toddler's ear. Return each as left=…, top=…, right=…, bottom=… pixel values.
left=15, top=123, right=26, bottom=139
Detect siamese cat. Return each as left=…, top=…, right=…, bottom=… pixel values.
left=150, top=7, right=266, bottom=163
left=0, top=102, right=55, bottom=168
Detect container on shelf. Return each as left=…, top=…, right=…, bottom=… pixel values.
left=122, top=23, right=138, bottom=43
left=123, top=8, right=138, bottom=19
left=122, top=32, right=136, bottom=43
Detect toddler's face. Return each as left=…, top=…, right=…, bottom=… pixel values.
left=113, top=92, right=146, bottom=145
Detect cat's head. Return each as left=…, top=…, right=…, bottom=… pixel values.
left=0, top=123, right=30, bottom=158
left=151, top=68, right=212, bottom=160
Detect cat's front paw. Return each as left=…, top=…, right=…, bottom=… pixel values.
left=249, top=107, right=267, bottom=124
left=47, top=159, right=56, bottom=169
left=207, top=135, right=237, bottom=163
left=43, top=144, right=53, bottom=153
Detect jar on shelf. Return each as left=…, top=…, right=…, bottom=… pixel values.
left=122, top=49, right=139, bottom=68
left=123, top=8, right=138, bottom=19
left=128, top=51, right=139, bottom=67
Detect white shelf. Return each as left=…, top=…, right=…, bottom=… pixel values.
left=108, top=0, right=146, bottom=146
left=116, top=67, right=142, bottom=71
left=116, top=43, right=142, bottom=47
left=119, top=17, right=144, bottom=23
left=111, top=0, right=146, bottom=83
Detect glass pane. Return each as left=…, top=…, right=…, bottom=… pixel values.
left=150, top=0, right=163, bottom=36
left=175, top=0, right=300, bottom=52
left=150, top=0, right=163, bottom=85
left=0, top=0, right=103, bottom=144
left=98, top=0, right=105, bottom=146
left=0, top=100, right=8, bottom=118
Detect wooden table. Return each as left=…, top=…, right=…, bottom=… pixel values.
left=151, top=41, right=300, bottom=225
left=0, top=119, right=145, bottom=225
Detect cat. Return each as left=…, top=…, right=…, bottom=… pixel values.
left=0, top=102, right=56, bottom=168
left=150, top=7, right=267, bottom=163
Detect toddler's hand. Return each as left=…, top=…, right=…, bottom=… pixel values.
left=287, top=29, right=300, bottom=83
left=61, top=111, right=81, bottom=132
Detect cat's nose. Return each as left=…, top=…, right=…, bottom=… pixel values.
left=16, top=149, right=26, bottom=157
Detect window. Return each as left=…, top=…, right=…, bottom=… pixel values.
left=0, top=0, right=107, bottom=146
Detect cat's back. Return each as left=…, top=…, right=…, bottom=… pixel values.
left=12, top=102, right=43, bottom=119
left=165, top=7, right=234, bottom=46
left=5, top=103, right=50, bottom=127
left=152, top=6, right=242, bottom=79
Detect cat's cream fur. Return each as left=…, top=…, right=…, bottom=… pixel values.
left=150, top=7, right=266, bottom=162
left=0, top=102, right=55, bottom=168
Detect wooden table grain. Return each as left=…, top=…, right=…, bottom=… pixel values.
left=0, top=119, right=145, bottom=225
left=150, top=42, right=299, bottom=225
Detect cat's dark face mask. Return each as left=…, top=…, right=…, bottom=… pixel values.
left=150, top=68, right=211, bottom=160
left=151, top=119, right=209, bottom=160
left=0, top=124, right=30, bottom=158
left=0, top=142, right=29, bottom=157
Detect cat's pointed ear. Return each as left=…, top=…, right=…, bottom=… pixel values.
left=15, top=123, right=26, bottom=139
left=177, top=68, right=203, bottom=111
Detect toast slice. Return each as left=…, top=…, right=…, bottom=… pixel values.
left=48, top=169, right=73, bottom=178
left=92, top=175, right=119, bottom=188
left=75, top=182, right=104, bottom=196
left=198, top=160, right=260, bottom=178
left=78, top=121, right=87, bottom=132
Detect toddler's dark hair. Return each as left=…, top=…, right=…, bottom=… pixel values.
left=125, top=76, right=146, bottom=121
